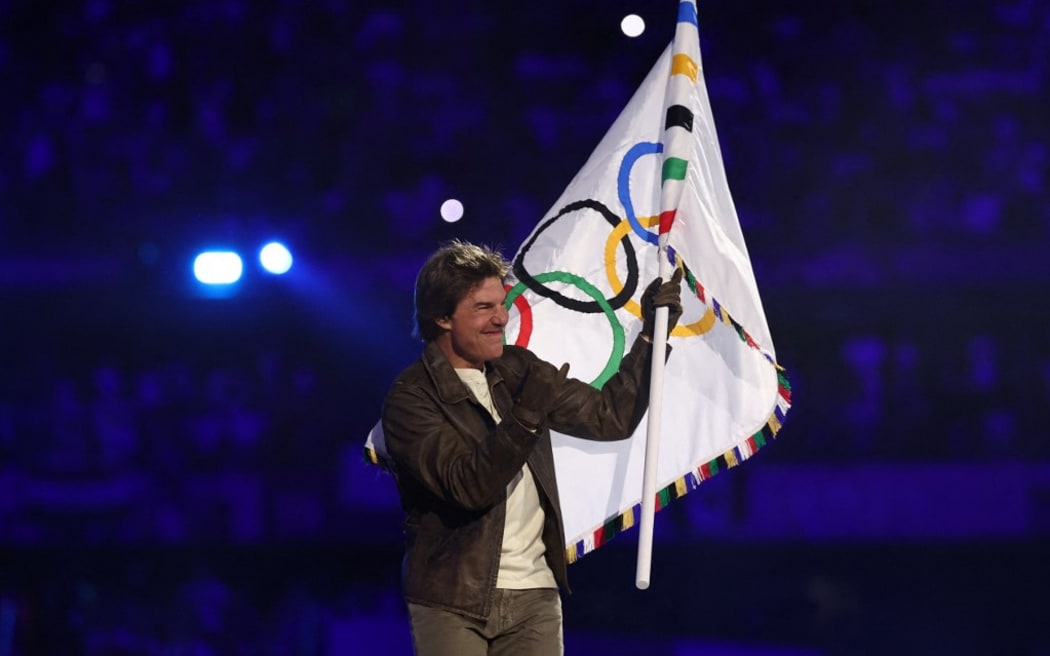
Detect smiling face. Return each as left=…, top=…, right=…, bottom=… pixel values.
left=434, top=276, right=508, bottom=370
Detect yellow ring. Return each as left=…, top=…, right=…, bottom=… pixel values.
left=604, top=216, right=716, bottom=337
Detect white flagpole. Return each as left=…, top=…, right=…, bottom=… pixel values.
left=635, top=237, right=674, bottom=590
left=635, top=0, right=700, bottom=589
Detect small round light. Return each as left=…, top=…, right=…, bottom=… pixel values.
left=621, top=14, right=645, bottom=38
left=440, top=199, right=464, bottom=223
left=259, top=242, right=293, bottom=275
left=193, top=251, right=243, bottom=285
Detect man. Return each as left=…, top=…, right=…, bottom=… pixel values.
left=382, top=239, right=683, bottom=655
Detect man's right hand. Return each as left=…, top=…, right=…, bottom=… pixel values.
left=641, top=268, right=684, bottom=341
left=511, top=361, right=570, bottom=432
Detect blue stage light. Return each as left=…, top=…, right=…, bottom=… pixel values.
left=193, top=251, right=243, bottom=284
left=259, top=241, right=293, bottom=274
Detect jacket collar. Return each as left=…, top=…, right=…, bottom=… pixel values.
left=421, top=340, right=506, bottom=405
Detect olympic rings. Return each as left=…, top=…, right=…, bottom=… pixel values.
left=505, top=271, right=625, bottom=388
left=513, top=199, right=639, bottom=313
left=511, top=139, right=714, bottom=356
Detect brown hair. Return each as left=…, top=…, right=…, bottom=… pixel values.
left=413, top=239, right=510, bottom=342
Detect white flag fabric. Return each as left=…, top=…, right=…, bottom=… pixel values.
left=366, top=0, right=790, bottom=563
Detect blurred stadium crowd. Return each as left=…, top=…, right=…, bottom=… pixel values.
left=1, top=0, right=1048, bottom=653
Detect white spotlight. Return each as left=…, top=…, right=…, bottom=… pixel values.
left=259, top=241, right=293, bottom=275
left=440, top=198, right=464, bottom=223
left=621, top=14, right=645, bottom=38
left=193, top=251, right=243, bottom=285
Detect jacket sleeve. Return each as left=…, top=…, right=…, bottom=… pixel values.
left=382, top=381, right=540, bottom=512
left=545, top=334, right=665, bottom=441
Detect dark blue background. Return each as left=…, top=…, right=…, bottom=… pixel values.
left=2, top=0, right=1048, bottom=654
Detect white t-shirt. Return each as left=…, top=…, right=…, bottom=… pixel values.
left=455, top=367, right=557, bottom=590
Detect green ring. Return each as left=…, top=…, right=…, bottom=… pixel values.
left=506, top=271, right=625, bottom=388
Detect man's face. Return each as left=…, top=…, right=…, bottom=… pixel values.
left=435, top=276, right=508, bottom=370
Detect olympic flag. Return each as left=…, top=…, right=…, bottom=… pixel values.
left=503, top=0, right=790, bottom=565
left=366, top=0, right=790, bottom=571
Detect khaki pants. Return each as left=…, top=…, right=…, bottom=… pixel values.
left=408, top=588, right=563, bottom=656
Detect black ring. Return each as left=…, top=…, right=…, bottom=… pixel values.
left=513, top=199, right=639, bottom=313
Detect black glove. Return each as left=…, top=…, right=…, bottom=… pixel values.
left=511, top=361, right=570, bottom=432
left=641, top=268, right=684, bottom=341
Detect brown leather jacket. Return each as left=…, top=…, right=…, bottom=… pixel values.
left=381, top=336, right=658, bottom=620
